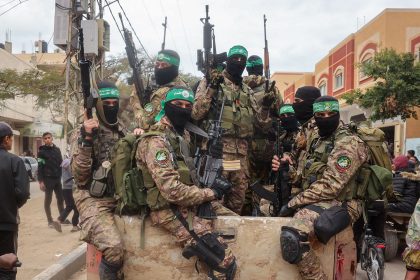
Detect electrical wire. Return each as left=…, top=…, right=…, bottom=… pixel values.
left=0, top=0, right=16, bottom=9
left=36, top=32, right=54, bottom=65
left=175, top=0, right=195, bottom=72
left=140, top=0, right=159, bottom=38
left=103, top=0, right=124, bottom=40
left=116, top=0, right=152, bottom=61
left=0, top=0, right=29, bottom=17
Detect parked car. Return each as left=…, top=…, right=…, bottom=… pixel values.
left=19, top=156, right=38, bottom=181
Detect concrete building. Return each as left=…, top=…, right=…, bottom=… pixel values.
left=0, top=43, right=65, bottom=156
left=272, top=8, right=420, bottom=157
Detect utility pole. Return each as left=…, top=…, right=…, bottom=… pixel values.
left=63, top=0, right=73, bottom=149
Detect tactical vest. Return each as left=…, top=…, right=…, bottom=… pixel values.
left=301, top=127, right=358, bottom=201
left=208, top=82, right=254, bottom=138
left=138, top=129, right=196, bottom=211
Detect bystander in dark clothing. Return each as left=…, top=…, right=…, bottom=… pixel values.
left=37, top=132, right=64, bottom=230
left=0, top=122, right=30, bottom=279
left=57, top=157, right=79, bottom=232
left=388, top=155, right=420, bottom=214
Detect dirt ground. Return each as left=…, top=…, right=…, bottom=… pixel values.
left=16, top=182, right=83, bottom=280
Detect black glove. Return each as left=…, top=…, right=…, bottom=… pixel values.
left=211, top=177, right=232, bottom=200
left=278, top=205, right=295, bottom=217
left=209, top=139, right=223, bottom=158
left=262, top=92, right=276, bottom=107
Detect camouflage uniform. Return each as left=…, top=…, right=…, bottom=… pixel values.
left=403, top=198, right=420, bottom=270
left=192, top=70, right=271, bottom=214
left=241, top=75, right=282, bottom=215
left=284, top=125, right=369, bottom=279
left=130, top=76, right=187, bottom=129
left=136, top=121, right=235, bottom=279
left=72, top=123, right=126, bottom=266
left=291, top=118, right=318, bottom=194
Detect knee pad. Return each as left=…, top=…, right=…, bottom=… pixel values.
left=102, top=245, right=124, bottom=265
left=99, top=258, right=122, bottom=280
left=280, top=226, right=310, bottom=264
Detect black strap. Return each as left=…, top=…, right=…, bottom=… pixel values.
left=170, top=204, right=203, bottom=244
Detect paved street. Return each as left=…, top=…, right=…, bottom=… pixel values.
left=17, top=182, right=82, bottom=280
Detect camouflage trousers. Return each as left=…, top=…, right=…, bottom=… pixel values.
left=242, top=158, right=271, bottom=216
left=150, top=205, right=236, bottom=280
left=73, top=189, right=124, bottom=265
left=222, top=153, right=250, bottom=215
left=286, top=200, right=361, bottom=280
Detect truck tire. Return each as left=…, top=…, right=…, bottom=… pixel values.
left=384, top=225, right=398, bottom=261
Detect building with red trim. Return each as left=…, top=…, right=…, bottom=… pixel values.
left=272, top=8, right=420, bottom=157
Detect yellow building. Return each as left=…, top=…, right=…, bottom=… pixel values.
left=272, top=8, right=420, bottom=157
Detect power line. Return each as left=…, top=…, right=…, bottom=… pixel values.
left=140, top=0, right=159, bottom=39
left=0, top=0, right=29, bottom=17
left=116, top=0, right=152, bottom=61
left=0, top=0, right=17, bottom=9
left=36, top=32, right=54, bottom=65
left=103, top=0, right=124, bottom=40
left=175, top=0, right=195, bottom=72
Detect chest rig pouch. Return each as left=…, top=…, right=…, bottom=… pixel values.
left=302, top=137, right=334, bottom=190
left=90, top=164, right=111, bottom=197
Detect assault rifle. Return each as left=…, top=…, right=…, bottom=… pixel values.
left=263, top=14, right=276, bottom=93
left=119, top=13, right=149, bottom=107
left=196, top=96, right=226, bottom=219
left=196, top=5, right=227, bottom=82
left=78, top=28, right=96, bottom=119
left=250, top=120, right=289, bottom=216
left=161, top=16, right=167, bottom=51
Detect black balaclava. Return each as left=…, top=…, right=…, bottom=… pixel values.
left=164, top=102, right=191, bottom=135
left=313, top=96, right=340, bottom=138
left=246, top=55, right=264, bottom=76
left=280, top=114, right=299, bottom=132
left=97, top=80, right=119, bottom=125
left=292, top=86, right=321, bottom=124
left=155, top=49, right=180, bottom=86
left=226, top=55, right=246, bottom=85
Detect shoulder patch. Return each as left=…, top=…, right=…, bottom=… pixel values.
left=154, top=150, right=170, bottom=167
left=144, top=103, right=153, bottom=113
left=335, top=154, right=352, bottom=173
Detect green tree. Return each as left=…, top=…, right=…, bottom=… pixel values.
left=343, top=48, right=420, bottom=121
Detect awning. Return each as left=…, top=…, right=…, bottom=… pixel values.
left=20, top=122, right=63, bottom=138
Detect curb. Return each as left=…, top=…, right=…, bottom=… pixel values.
left=32, top=243, right=86, bottom=280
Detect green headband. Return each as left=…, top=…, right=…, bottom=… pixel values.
left=155, top=88, right=194, bottom=122
left=99, top=87, right=120, bottom=99
left=313, top=101, right=340, bottom=113
left=228, top=45, right=248, bottom=58
left=157, top=52, right=180, bottom=67
left=279, top=105, right=295, bottom=115
left=246, top=58, right=263, bottom=68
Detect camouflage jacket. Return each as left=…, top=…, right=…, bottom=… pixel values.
left=136, top=119, right=215, bottom=221
left=403, top=197, right=420, bottom=270
left=71, top=121, right=125, bottom=187
left=288, top=125, right=369, bottom=210
left=130, top=76, right=187, bottom=130
left=191, top=71, right=271, bottom=155
left=243, top=74, right=283, bottom=118
left=292, top=118, right=318, bottom=186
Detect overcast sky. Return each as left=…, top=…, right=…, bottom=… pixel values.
left=0, top=0, right=419, bottom=76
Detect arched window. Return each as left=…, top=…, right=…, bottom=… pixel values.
left=359, top=52, right=374, bottom=80
left=318, top=80, right=327, bottom=96
left=333, top=67, right=344, bottom=91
